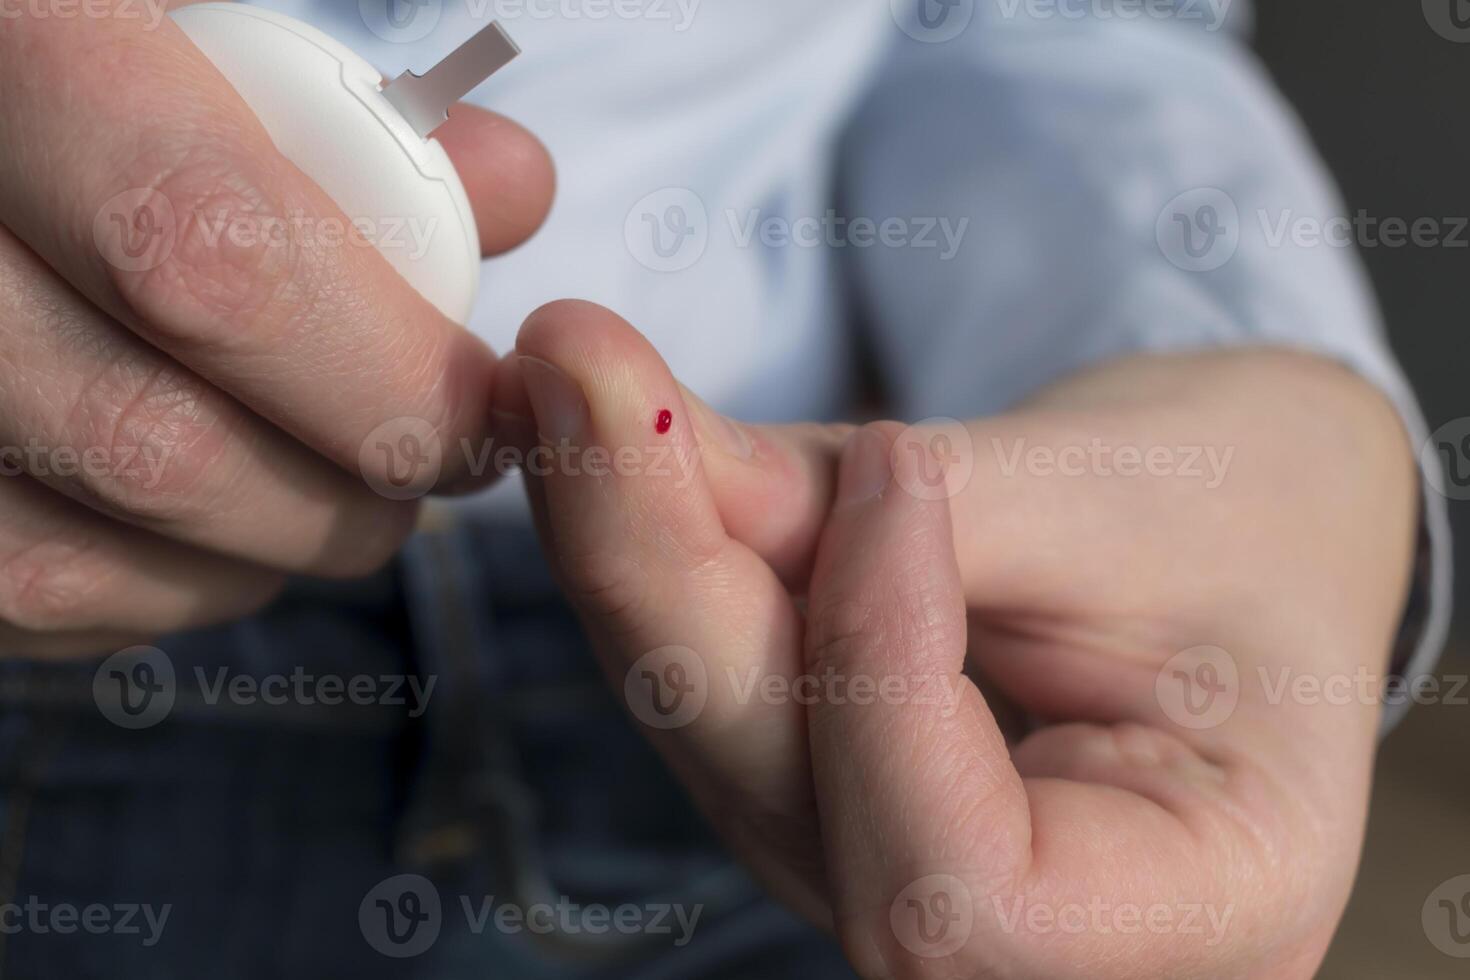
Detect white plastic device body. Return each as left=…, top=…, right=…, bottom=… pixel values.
left=169, top=3, right=482, bottom=324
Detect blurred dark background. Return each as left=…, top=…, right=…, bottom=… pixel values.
left=1252, top=4, right=1469, bottom=976
left=1254, top=1, right=1468, bottom=622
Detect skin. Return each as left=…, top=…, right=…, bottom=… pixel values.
left=1, top=5, right=1420, bottom=976
left=491, top=301, right=1418, bottom=979
left=0, top=1, right=555, bottom=656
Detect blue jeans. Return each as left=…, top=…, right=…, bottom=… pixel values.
left=0, top=515, right=852, bottom=978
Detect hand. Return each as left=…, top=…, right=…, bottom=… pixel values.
left=494, top=300, right=1418, bottom=978
left=0, top=2, right=554, bottom=656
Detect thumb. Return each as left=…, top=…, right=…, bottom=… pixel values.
left=434, top=103, right=555, bottom=257
left=804, top=423, right=1030, bottom=977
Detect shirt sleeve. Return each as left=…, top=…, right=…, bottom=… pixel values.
left=836, top=0, right=1451, bottom=731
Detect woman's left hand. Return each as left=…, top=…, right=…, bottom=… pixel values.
left=491, top=299, right=1418, bottom=980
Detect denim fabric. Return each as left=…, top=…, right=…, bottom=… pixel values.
left=0, top=515, right=851, bottom=979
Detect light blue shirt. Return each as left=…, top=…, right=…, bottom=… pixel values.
left=249, top=0, right=1450, bottom=715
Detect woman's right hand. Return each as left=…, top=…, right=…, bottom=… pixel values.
left=0, top=1, right=553, bottom=656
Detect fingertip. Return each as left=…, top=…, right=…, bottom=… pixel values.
left=436, top=104, right=555, bottom=257
left=835, top=423, right=899, bottom=508
left=819, top=421, right=960, bottom=587
left=514, top=301, right=732, bottom=562
left=489, top=353, right=536, bottom=455
left=492, top=351, right=530, bottom=413
left=517, top=299, right=633, bottom=356
left=515, top=301, right=669, bottom=418
left=702, top=420, right=851, bottom=591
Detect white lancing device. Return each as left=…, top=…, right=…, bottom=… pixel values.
left=169, top=4, right=522, bottom=325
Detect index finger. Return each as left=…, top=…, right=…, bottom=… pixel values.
left=0, top=5, right=548, bottom=490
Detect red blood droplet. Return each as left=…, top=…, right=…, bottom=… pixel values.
left=655, top=409, right=673, bottom=435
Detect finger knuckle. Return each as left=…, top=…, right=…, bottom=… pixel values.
left=0, top=539, right=111, bottom=634
left=66, top=358, right=235, bottom=525
left=893, top=574, right=967, bottom=654
left=310, top=501, right=420, bottom=580
left=808, top=581, right=963, bottom=678
left=558, top=550, right=652, bottom=636
left=221, top=572, right=289, bottom=622
left=831, top=914, right=946, bottom=980
left=110, top=147, right=307, bottom=348
left=400, top=329, right=483, bottom=462
left=806, top=597, right=886, bottom=675
left=350, top=328, right=483, bottom=492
